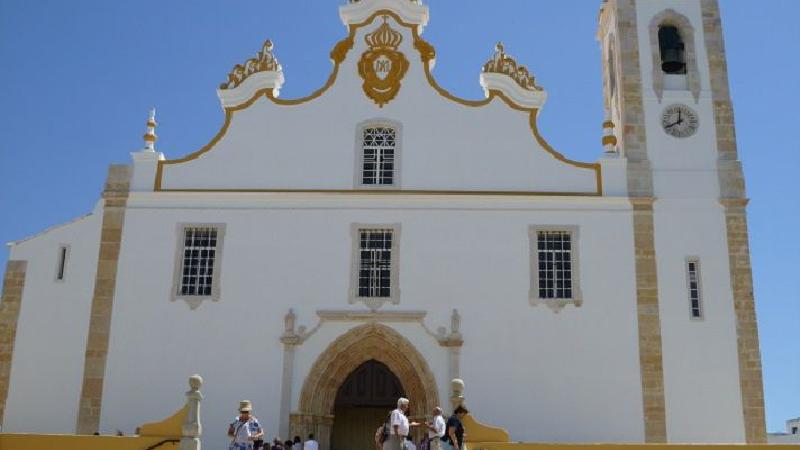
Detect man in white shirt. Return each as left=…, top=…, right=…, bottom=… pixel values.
left=303, top=434, right=318, bottom=450
left=389, top=397, right=419, bottom=450
left=425, top=407, right=446, bottom=450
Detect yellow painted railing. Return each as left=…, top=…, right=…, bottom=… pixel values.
left=462, top=413, right=779, bottom=450
left=0, top=375, right=202, bottom=450
left=0, top=433, right=180, bottom=450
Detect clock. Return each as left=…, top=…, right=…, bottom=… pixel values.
left=661, top=104, right=699, bottom=138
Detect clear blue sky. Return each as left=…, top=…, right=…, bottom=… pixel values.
left=0, top=0, right=797, bottom=434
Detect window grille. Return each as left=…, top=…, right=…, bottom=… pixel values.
left=686, top=258, right=702, bottom=319
left=179, top=227, right=218, bottom=296
left=537, top=231, right=573, bottom=299
left=362, top=127, right=395, bottom=185
left=358, top=229, right=393, bottom=298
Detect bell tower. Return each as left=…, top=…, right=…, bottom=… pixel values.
left=598, top=0, right=765, bottom=444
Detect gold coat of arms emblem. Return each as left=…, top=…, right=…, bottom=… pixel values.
left=358, top=18, right=410, bottom=107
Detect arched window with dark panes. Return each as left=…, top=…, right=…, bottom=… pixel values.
left=658, top=25, right=686, bottom=74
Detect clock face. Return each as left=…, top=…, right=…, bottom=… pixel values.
left=661, top=104, right=699, bottom=138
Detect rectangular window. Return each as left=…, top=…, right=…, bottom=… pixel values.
left=686, top=258, right=703, bottom=319
left=362, top=127, right=395, bottom=186
left=55, top=245, right=68, bottom=281
left=178, top=227, right=219, bottom=296
left=357, top=229, right=393, bottom=298
left=537, top=231, right=573, bottom=299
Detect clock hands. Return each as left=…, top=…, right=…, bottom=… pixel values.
left=665, top=109, right=685, bottom=129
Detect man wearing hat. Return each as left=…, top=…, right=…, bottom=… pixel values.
left=228, top=400, right=264, bottom=450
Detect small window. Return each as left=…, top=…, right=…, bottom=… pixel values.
left=529, top=227, right=581, bottom=312
left=686, top=258, right=703, bottom=319
left=361, top=126, right=396, bottom=186
left=350, top=223, right=400, bottom=309
left=176, top=226, right=221, bottom=297
left=55, top=245, right=69, bottom=281
left=658, top=25, right=686, bottom=74
left=358, top=228, right=393, bottom=298
left=536, top=231, right=574, bottom=299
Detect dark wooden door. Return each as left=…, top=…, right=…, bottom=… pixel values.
left=330, top=360, right=404, bottom=450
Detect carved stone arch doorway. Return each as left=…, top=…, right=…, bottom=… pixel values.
left=290, top=323, right=440, bottom=450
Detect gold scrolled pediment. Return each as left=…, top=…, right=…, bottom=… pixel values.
left=220, top=39, right=282, bottom=90
left=156, top=9, right=599, bottom=195
left=482, top=42, right=543, bottom=92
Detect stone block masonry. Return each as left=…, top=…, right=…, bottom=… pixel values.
left=0, top=260, right=28, bottom=428
left=75, top=164, right=131, bottom=434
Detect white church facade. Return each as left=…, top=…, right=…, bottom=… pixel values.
left=0, top=1, right=766, bottom=448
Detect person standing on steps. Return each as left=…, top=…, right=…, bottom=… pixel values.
left=389, top=398, right=421, bottom=450
left=425, top=407, right=446, bottom=450
left=445, top=406, right=468, bottom=450
left=303, top=433, right=319, bottom=450
left=227, top=400, right=264, bottom=450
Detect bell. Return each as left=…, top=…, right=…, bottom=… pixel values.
left=661, top=48, right=686, bottom=74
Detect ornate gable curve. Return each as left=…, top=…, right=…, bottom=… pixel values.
left=152, top=3, right=601, bottom=196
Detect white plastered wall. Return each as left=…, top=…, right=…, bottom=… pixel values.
left=99, top=194, right=643, bottom=450
left=3, top=208, right=102, bottom=433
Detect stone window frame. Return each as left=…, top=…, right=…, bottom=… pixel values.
left=528, top=225, right=583, bottom=313
left=171, top=223, right=227, bottom=309
left=349, top=223, right=401, bottom=310
left=649, top=9, right=701, bottom=102
left=54, top=244, right=70, bottom=282
left=685, top=256, right=704, bottom=321
left=353, top=119, right=403, bottom=190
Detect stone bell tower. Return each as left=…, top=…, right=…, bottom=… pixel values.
left=598, top=0, right=765, bottom=444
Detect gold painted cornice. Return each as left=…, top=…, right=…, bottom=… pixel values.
left=155, top=10, right=601, bottom=196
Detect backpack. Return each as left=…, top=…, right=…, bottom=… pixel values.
left=378, top=418, right=390, bottom=444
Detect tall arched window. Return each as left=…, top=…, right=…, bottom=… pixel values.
left=356, top=119, right=402, bottom=188
left=658, top=25, right=686, bottom=75
left=649, top=10, right=700, bottom=101
left=362, top=126, right=395, bottom=185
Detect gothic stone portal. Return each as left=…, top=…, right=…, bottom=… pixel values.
left=290, top=324, right=439, bottom=450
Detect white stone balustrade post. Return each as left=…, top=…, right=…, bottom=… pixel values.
left=181, top=374, right=204, bottom=450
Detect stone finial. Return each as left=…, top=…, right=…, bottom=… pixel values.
left=482, top=42, right=542, bottom=91
left=284, top=308, right=296, bottom=336
left=220, top=39, right=282, bottom=90
left=181, top=374, right=203, bottom=450
left=450, top=309, right=461, bottom=335
left=450, top=378, right=465, bottom=410
left=602, top=111, right=618, bottom=154
left=142, top=108, right=157, bottom=151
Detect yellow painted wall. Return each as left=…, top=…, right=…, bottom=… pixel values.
left=467, top=444, right=779, bottom=450
left=0, top=433, right=179, bottom=450
left=0, top=402, right=188, bottom=450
